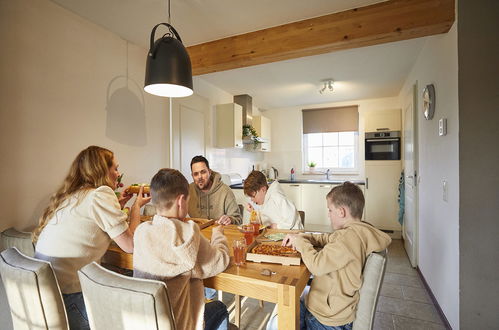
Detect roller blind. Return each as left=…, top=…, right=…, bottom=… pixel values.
left=302, top=105, right=359, bottom=134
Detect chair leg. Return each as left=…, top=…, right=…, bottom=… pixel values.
left=234, top=294, right=241, bottom=328
left=259, top=299, right=264, bottom=308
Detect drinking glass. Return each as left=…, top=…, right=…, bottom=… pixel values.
left=233, top=239, right=247, bottom=266
left=241, top=224, right=254, bottom=245
left=250, top=211, right=261, bottom=236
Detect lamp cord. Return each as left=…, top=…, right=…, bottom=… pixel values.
left=167, top=0, right=171, bottom=24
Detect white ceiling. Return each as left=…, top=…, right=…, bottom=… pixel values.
left=50, top=0, right=427, bottom=109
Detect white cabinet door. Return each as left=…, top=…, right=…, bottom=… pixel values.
left=301, top=184, right=336, bottom=230
left=216, top=103, right=243, bottom=148
left=253, top=115, right=271, bottom=152
left=365, top=161, right=402, bottom=230
left=280, top=183, right=302, bottom=210
left=365, top=109, right=401, bottom=132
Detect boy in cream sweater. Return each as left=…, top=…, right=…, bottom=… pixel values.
left=133, top=168, right=230, bottom=330
left=276, top=182, right=391, bottom=329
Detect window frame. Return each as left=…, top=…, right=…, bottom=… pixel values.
left=302, top=131, right=360, bottom=174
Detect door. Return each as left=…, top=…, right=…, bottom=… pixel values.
left=180, top=105, right=205, bottom=178
left=403, top=83, right=418, bottom=267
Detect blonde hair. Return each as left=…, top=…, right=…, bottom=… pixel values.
left=33, top=146, right=115, bottom=243
left=326, top=181, right=365, bottom=219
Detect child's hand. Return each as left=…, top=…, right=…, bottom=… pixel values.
left=282, top=234, right=298, bottom=249
left=212, top=224, right=225, bottom=235
left=246, top=203, right=254, bottom=212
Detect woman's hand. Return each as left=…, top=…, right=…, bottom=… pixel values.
left=118, top=190, right=133, bottom=210
left=133, top=185, right=152, bottom=208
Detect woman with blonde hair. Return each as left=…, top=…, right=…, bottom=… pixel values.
left=34, top=146, right=151, bottom=330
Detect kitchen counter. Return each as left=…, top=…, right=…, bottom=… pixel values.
left=230, top=179, right=365, bottom=189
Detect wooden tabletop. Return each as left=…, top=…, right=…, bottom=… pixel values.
left=103, top=220, right=310, bottom=330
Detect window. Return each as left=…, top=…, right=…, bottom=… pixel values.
left=302, top=105, right=359, bottom=173
left=304, top=132, right=358, bottom=172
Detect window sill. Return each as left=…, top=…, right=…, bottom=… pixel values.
left=302, top=171, right=360, bottom=176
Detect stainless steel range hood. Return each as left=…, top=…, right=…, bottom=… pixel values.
left=234, top=94, right=252, bottom=126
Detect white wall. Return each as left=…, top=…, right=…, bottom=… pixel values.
left=398, top=25, right=459, bottom=328
left=261, top=97, right=400, bottom=181
left=0, top=0, right=169, bottom=231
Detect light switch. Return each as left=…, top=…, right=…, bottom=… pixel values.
left=442, top=180, right=448, bottom=202
left=439, top=118, right=447, bottom=136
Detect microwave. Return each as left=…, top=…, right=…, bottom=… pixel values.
left=365, top=131, right=401, bottom=160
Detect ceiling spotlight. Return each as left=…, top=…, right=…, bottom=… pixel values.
left=319, top=79, right=334, bottom=94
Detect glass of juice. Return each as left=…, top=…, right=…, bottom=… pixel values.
left=250, top=211, right=261, bottom=236
left=242, top=224, right=254, bottom=245
left=233, top=239, right=247, bottom=266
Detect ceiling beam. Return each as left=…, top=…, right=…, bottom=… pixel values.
left=187, top=0, right=454, bottom=76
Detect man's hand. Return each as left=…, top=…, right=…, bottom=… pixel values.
left=216, top=215, right=232, bottom=225
left=282, top=234, right=299, bottom=249
left=212, top=224, right=225, bottom=235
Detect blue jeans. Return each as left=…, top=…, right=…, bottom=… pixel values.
left=204, top=300, right=228, bottom=330
left=62, top=292, right=90, bottom=330
left=266, top=300, right=353, bottom=330
left=205, top=287, right=218, bottom=300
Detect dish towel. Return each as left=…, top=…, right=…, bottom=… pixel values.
left=398, top=171, right=405, bottom=225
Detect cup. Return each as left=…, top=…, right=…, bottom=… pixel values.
left=233, top=239, right=247, bottom=266
left=241, top=224, right=254, bottom=245
left=249, top=211, right=261, bottom=236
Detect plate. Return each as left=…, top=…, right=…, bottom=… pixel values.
left=264, top=233, right=287, bottom=241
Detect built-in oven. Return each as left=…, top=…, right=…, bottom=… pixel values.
left=365, top=131, right=401, bottom=160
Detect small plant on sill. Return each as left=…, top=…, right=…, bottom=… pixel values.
left=242, top=124, right=263, bottom=150
left=308, top=161, right=317, bottom=171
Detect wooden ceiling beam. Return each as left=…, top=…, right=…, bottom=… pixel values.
left=187, top=0, right=454, bottom=76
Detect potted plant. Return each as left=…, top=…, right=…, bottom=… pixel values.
left=242, top=124, right=263, bottom=150
left=308, top=161, right=317, bottom=172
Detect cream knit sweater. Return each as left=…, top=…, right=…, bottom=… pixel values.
left=133, top=216, right=230, bottom=330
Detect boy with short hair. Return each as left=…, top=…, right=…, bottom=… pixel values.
left=281, top=182, right=391, bottom=329
left=133, top=168, right=230, bottom=330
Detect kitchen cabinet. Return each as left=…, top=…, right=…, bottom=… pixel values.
left=365, top=160, right=401, bottom=231
left=216, top=103, right=243, bottom=148
left=301, top=184, right=336, bottom=231
left=280, top=183, right=302, bottom=210
left=252, top=115, right=271, bottom=152
left=365, top=109, right=401, bottom=132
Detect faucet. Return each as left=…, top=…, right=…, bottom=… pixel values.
left=325, top=169, right=331, bottom=180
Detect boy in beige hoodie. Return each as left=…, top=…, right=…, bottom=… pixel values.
left=133, top=168, right=231, bottom=330
left=276, top=182, right=391, bottom=329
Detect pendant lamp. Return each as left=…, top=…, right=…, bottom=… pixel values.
left=144, top=22, right=193, bottom=97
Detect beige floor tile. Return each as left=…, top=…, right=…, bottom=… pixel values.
left=393, top=315, right=448, bottom=330
left=373, top=312, right=395, bottom=330
left=380, top=283, right=404, bottom=299
left=402, top=286, right=432, bottom=304
left=386, top=257, right=419, bottom=277
left=387, top=240, right=408, bottom=258
left=377, top=296, right=443, bottom=324
left=384, top=272, right=423, bottom=288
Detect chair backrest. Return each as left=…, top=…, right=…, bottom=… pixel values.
left=0, top=247, right=68, bottom=330
left=352, top=250, right=387, bottom=330
left=78, top=262, right=176, bottom=330
left=298, top=211, right=305, bottom=226
left=0, top=228, right=35, bottom=257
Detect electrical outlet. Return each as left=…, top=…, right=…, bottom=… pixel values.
left=439, top=118, right=447, bottom=136
left=442, top=180, right=448, bottom=202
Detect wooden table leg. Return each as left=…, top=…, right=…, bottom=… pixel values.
left=234, top=294, right=241, bottom=328
left=277, top=284, right=299, bottom=330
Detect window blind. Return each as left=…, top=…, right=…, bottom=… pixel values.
left=302, top=105, right=359, bottom=134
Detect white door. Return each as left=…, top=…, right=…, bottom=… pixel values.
left=180, top=105, right=205, bottom=178
left=403, top=83, right=418, bottom=267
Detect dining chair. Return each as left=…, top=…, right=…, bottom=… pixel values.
left=0, top=228, right=35, bottom=257
left=78, top=262, right=176, bottom=330
left=0, top=247, right=69, bottom=330
left=298, top=210, right=305, bottom=227
left=352, top=249, right=387, bottom=330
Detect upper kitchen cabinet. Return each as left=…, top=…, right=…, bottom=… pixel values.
left=216, top=103, right=243, bottom=148
left=365, top=109, right=401, bottom=132
left=252, top=115, right=271, bottom=152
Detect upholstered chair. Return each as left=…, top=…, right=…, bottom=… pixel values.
left=78, top=262, right=176, bottom=330
left=0, top=247, right=68, bottom=330
left=0, top=228, right=35, bottom=257
left=352, top=250, right=388, bottom=330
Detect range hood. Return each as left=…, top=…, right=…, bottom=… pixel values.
left=234, top=94, right=252, bottom=126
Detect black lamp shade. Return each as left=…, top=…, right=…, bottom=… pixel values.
left=144, top=24, right=193, bottom=97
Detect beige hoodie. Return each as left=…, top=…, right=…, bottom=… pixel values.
left=294, top=220, right=391, bottom=326
left=188, top=171, right=242, bottom=224
left=133, top=215, right=230, bottom=330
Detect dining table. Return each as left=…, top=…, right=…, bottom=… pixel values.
left=102, top=218, right=311, bottom=330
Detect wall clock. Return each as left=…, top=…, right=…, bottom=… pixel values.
left=422, top=84, right=436, bottom=120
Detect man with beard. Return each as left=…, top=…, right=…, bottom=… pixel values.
left=188, top=156, right=242, bottom=225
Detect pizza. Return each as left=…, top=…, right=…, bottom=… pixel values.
left=251, top=243, right=298, bottom=257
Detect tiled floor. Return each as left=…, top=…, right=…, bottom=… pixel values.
left=0, top=239, right=448, bottom=330
left=222, top=239, right=449, bottom=330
